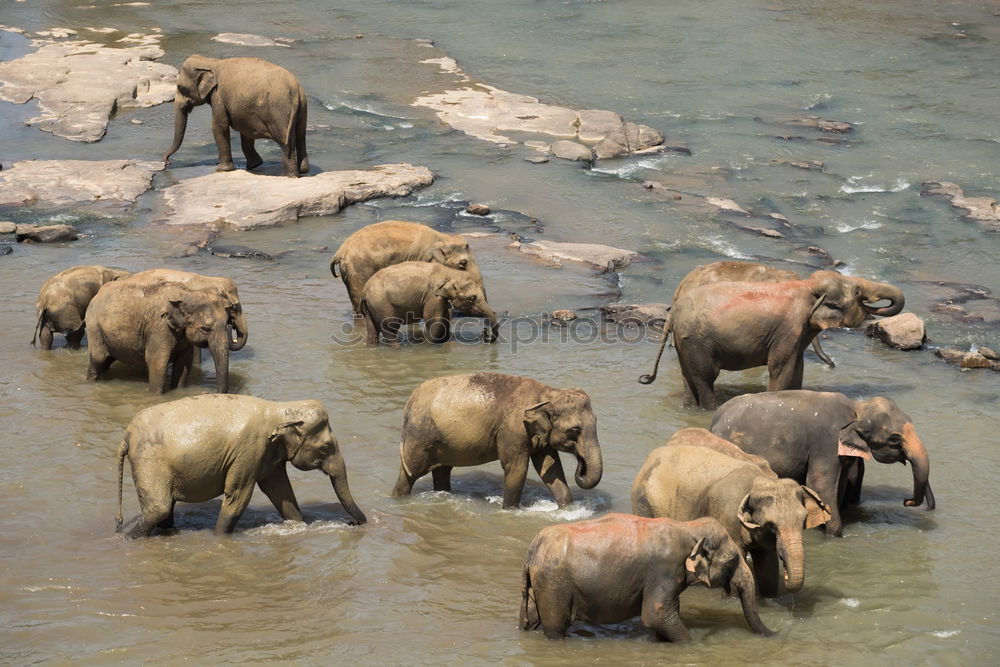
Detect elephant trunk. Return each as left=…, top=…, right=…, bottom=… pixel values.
left=479, top=303, right=500, bottom=343
left=323, top=458, right=367, bottom=525
left=163, top=98, right=191, bottom=162
left=573, top=433, right=603, bottom=490
left=228, top=311, right=249, bottom=351
left=776, top=529, right=806, bottom=593
left=858, top=278, right=905, bottom=317
left=731, top=556, right=775, bottom=636
left=901, top=422, right=934, bottom=509
left=207, top=335, right=230, bottom=394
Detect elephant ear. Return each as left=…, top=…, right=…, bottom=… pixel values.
left=801, top=486, right=833, bottom=529
left=434, top=279, right=455, bottom=300
left=523, top=401, right=553, bottom=449
left=428, top=245, right=448, bottom=265
left=837, top=423, right=873, bottom=460
left=195, top=67, right=218, bottom=101
left=162, top=299, right=187, bottom=331
left=737, top=493, right=762, bottom=530
left=685, top=537, right=712, bottom=587
left=268, top=420, right=305, bottom=459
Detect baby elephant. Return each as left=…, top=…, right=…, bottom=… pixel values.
left=116, top=394, right=367, bottom=537
left=32, top=265, right=131, bottom=349
left=520, top=513, right=774, bottom=641
left=361, top=261, right=498, bottom=345
left=631, top=428, right=831, bottom=597
left=392, top=373, right=603, bottom=508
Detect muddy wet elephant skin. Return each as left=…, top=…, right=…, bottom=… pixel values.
left=32, top=265, right=131, bottom=349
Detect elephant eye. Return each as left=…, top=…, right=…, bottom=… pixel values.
left=887, top=433, right=902, bottom=446
left=566, top=426, right=582, bottom=438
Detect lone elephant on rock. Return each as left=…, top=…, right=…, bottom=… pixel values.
left=361, top=261, right=498, bottom=345
left=520, top=513, right=774, bottom=641
left=116, top=394, right=366, bottom=537
left=631, top=428, right=831, bottom=596
left=710, top=390, right=934, bottom=536
left=391, top=373, right=603, bottom=508
left=330, top=220, right=484, bottom=317
left=32, top=265, right=131, bottom=349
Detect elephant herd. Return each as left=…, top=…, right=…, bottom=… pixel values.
left=29, top=54, right=935, bottom=646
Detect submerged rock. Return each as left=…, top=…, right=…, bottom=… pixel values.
left=935, top=347, right=1000, bottom=371
left=210, top=245, right=274, bottom=260
left=509, top=239, right=637, bottom=272
left=865, top=313, right=926, bottom=350
left=413, top=57, right=664, bottom=159
left=600, top=303, right=670, bottom=328
left=921, top=181, right=1000, bottom=232
left=0, top=159, right=161, bottom=211
left=159, top=163, right=434, bottom=229
left=0, top=32, right=176, bottom=142
left=212, top=33, right=292, bottom=47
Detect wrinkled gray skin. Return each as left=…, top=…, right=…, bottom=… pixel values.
left=116, top=394, right=366, bottom=537
left=32, top=265, right=131, bottom=349
left=711, top=390, right=935, bottom=537
left=631, top=428, right=831, bottom=596
left=391, top=373, right=603, bottom=508
left=126, top=269, right=248, bottom=351
left=639, top=270, right=905, bottom=409
left=520, top=513, right=774, bottom=641
left=85, top=280, right=231, bottom=394
left=361, top=262, right=498, bottom=345
left=163, top=55, right=308, bottom=177
left=330, top=220, right=484, bottom=317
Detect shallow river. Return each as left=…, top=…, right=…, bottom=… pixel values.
left=2, top=1, right=999, bottom=664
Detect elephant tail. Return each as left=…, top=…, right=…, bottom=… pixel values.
left=519, top=559, right=540, bottom=631
left=637, top=311, right=673, bottom=385
left=115, top=435, right=129, bottom=533
left=330, top=256, right=342, bottom=278
left=30, top=308, right=46, bottom=347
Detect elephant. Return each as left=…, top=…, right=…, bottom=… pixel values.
left=391, top=372, right=603, bottom=508
left=631, top=428, right=831, bottom=596
left=163, top=55, right=308, bottom=177
left=330, top=220, right=484, bottom=317
left=710, top=390, right=935, bottom=536
left=116, top=394, right=366, bottom=537
left=85, top=280, right=232, bottom=393
left=638, top=270, right=904, bottom=409
left=125, top=269, right=248, bottom=351
left=360, top=262, right=498, bottom=345
left=32, top=265, right=131, bottom=349
left=519, top=513, right=774, bottom=641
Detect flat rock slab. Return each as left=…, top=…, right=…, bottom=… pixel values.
left=0, top=159, right=162, bottom=210
left=159, top=163, right=435, bottom=229
left=0, top=31, right=176, bottom=142
left=509, top=239, right=637, bottom=272
left=212, top=33, right=293, bottom=47
left=921, top=181, right=1000, bottom=232
left=413, top=57, right=664, bottom=160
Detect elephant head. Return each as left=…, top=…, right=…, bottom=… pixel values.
left=271, top=401, right=367, bottom=525
left=685, top=529, right=774, bottom=636
left=522, top=389, right=603, bottom=489
left=737, top=478, right=831, bottom=593
left=427, top=236, right=479, bottom=275
left=163, top=54, right=218, bottom=163
left=163, top=288, right=231, bottom=393
left=435, top=276, right=499, bottom=342
left=807, top=271, right=905, bottom=330
left=837, top=397, right=934, bottom=510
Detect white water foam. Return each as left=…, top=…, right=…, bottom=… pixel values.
left=840, top=176, right=910, bottom=194
left=840, top=597, right=861, bottom=608
left=836, top=218, right=882, bottom=233
left=931, top=630, right=961, bottom=638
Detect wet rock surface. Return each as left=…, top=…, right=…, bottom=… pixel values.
left=508, top=239, right=638, bottom=272
left=921, top=181, right=1000, bottom=232
left=0, top=31, right=176, bottom=142
left=159, top=163, right=435, bottom=230
left=600, top=303, right=670, bottom=328
left=0, top=159, right=162, bottom=211
left=211, top=33, right=293, bottom=47
left=865, top=313, right=927, bottom=350
left=14, top=224, right=79, bottom=243
left=935, top=346, right=1000, bottom=371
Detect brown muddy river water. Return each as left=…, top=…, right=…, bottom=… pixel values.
left=2, top=1, right=998, bottom=664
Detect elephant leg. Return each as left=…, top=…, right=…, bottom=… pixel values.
left=680, top=361, right=717, bottom=409
left=530, top=448, right=572, bottom=508
left=171, top=347, right=194, bottom=389
left=500, top=456, right=531, bottom=508
left=391, top=438, right=433, bottom=497
left=65, top=327, right=84, bottom=350
left=840, top=459, right=864, bottom=508
left=641, top=591, right=690, bottom=642
left=257, top=467, right=305, bottom=522
left=127, top=503, right=173, bottom=539
left=211, top=104, right=236, bottom=172
left=749, top=546, right=780, bottom=598
left=768, top=350, right=805, bottom=391
left=431, top=466, right=452, bottom=492
left=424, top=316, right=451, bottom=344
left=156, top=501, right=178, bottom=534
left=807, top=465, right=843, bottom=537
left=534, top=586, right=573, bottom=639
left=145, top=347, right=172, bottom=394
left=380, top=316, right=403, bottom=346
left=240, top=133, right=263, bottom=171
left=214, top=485, right=255, bottom=534
left=295, top=116, right=309, bottom=174
left=278, top=139, right=298, bottom=178
left=86, top=342, right=114, bottom=381
left=127, top=478, right=173, bottom=538
left=39, top=325, right=54, bottom=350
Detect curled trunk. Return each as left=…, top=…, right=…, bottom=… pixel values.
left=858, top=278, right=905, bottom=317
left=573, top=436, right=603, bottom=489
left=731, top=558, right=775, bottom=636
left=228, top=311, right=249, bottom=351
left=901, top=422, right=933, bottom=509
left=480, top=304, right=500, bottom=343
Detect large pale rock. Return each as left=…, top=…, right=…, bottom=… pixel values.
left=159, top=163, right=435, bottom=229
left=0, top=33, right=176, bottom=142
left=921, top=181, right=1000, bottom=232
left=15, top=224, right=79, bottom=243
left=0, top=159, right=161, bottom=209
left=550, top=140, right=593, bottom=162
left=413, top=58, right=663, bottom=159
left=865, top=313, right=926, bottom=350
left=509, top=239, right=637, bottom=272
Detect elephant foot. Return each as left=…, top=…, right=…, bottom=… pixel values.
left=216, top=162, right=236, bottom=173
left=246, top=157, right=263, bottom=171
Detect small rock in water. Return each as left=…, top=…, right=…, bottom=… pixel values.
left=525, top=156, right=549, bottom=164
left=210, top=244, right=274, bottom=260
left=550, top=309, right=578, bottom=322
left=865, top=313, right=926, bottom=350
left=15, top=224, right=79, bottom=243
left=0, top=245, right=12, bottom=256
left=466, top=203, right=491, bottom=216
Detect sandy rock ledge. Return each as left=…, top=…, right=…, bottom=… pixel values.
left=509, top=239, right=637, bottom=272
left=0, top=159, right=162, bottom=210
